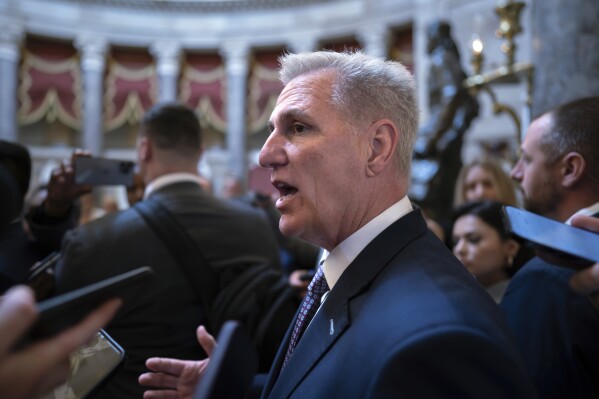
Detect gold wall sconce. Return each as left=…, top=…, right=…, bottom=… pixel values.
left=464, top=0, right=534, bottom=148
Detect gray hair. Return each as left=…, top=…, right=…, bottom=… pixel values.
left=279, top=50, right=419, bottom=177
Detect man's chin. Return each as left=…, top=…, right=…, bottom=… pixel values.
left=278, top=218, right=302, bottom=238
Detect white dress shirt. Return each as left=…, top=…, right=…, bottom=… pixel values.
left=143, top=173, right=205, bottom=200
left=323, top=195, right=414, bottom=291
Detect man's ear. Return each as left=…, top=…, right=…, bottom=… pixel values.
left=560, top=152, right=586, bottom=188
left=365, top=119, right=399, bottom=177
left=138, top=136, right=152, bottom=163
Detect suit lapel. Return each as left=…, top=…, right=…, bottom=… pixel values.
left=264, top=209, right=428, bottom=398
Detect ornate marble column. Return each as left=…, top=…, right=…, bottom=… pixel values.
left=220, top=41, right=250, bottom=185
left=358, top=25, right=390, bottom=59
left=532, top=0, right=599, bottom=115
left=0, top=23, right=23, bottom=142
left=75, top=36, right=108, bottom=155
left=150, top=41, right=182, bottom=103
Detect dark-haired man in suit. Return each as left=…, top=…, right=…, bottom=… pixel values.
left=141, top=52, right=534, bottom=398
left=55, top=103, right=284, bottom=398
left=502, top=96, right=599, bottom=398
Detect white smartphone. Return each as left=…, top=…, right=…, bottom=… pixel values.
left=38, top=329, right=125, bottom=399
left=502, top=206, right=599, bottom=266
left=74, top=157, right=135, bottom=186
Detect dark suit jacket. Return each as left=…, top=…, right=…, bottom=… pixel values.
left=501, top=257, right=599, bottom=398
left=261, top=209, right=535, bottom=398
left=55, top=182, right=282, bottom=399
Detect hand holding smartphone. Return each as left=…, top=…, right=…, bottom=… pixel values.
left=74, top=157, right=135, bottom=186
left=502, top=206, right=599, bottom=268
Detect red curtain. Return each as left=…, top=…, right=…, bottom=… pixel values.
left=180, top=53, right=226, bottom=133
left=104, top=48, right=156, bottom=132
left=18, top=37, right=81, bottom=129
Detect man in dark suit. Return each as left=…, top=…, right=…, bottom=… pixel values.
left=140, top=52, right=534, bottom=398
left=55, top=103, right=283, bottom=398
left=501, top=96, right=599, bottom=398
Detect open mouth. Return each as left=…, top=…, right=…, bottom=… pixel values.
left=275, top=182, right=298, bottom=199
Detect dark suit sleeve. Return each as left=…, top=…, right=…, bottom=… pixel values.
left=501, top=261, right=599, bottom=397
left=55, top=226, right=108, bottom=293
left=55, top=229, right=86, bottom=292
left=26, top=204, right=79, bottom=254
left=366, top=327, right=536, bottom=399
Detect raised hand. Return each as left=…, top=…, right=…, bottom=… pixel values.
left=44, top=150, right=92, bottom=218
left=140, top=326, right=217, bottom=399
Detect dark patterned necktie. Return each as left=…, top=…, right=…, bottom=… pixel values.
left=282, top=262, right=329, bottom=368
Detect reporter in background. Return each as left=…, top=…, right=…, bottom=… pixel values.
left=502, top=96, right=599, bottom=397
left=453, top=159, right=519, bottom=208
left=451, top=200, right=532, bottom=303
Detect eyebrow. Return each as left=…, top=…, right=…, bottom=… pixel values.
left=267, top=108, right=314, bottom=132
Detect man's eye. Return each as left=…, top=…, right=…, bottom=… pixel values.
left=291, top=124, right=306, bottom=134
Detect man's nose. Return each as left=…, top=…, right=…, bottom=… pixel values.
left=259, top=132, right=285, bottom=169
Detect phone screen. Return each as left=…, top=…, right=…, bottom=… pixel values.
left=38, top=329, right=125, bottom=399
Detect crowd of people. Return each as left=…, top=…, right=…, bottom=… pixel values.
left=1, top=49, right=598, bottom=399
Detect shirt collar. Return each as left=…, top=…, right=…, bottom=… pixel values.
left=565, top=201, right=599, bottom=224
left=322, top=195, right=413, bottom=290
left=143, top=173, right=203, bottom=199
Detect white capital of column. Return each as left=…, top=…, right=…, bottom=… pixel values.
left=220, top=41, right=250, bottom=76
left=75, top=36, right=109, bottom=72
left=150, top=41, right=182, bottom=76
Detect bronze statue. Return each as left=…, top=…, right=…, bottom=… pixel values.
left=411, top=20, right=480, bottom=222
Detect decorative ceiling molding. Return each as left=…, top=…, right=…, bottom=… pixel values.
left=62, top=0, right=339, bottom=13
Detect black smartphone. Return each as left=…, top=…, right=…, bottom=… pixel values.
left=26, top=251, right=60, bottom=281
left=502, top=206, right=599, bottom=266
left=39, top=329, right=125, bottom=399
left=74, top=157, right=135, bottom=186
left=194, top=321, right=258, bottom=399
left=30, top=266, right=154, bottom=340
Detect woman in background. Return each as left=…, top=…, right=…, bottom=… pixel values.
left=454, top=159, right=518, bottom=208
left=451, top=200, right=532, bottom=303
